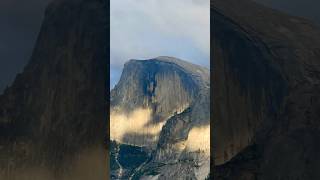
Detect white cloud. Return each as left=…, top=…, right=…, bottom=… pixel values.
left=110, top=108, right=165, bottom=146
left=186, top=125, right=210, bottom=155
left=110, top=0, right=210, bottom=87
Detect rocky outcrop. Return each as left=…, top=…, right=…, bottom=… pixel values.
left=0, top=0, right=108, bottom=179
left=213, top=0, right=320, bottom=179
left=110, top=57, right=210, bottom=179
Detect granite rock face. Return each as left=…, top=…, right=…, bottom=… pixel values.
left=213, top=0, right=320, bottom=179
left=0, top=0, right=108, bottom=179
left=110, top=57, right=210, bottom=179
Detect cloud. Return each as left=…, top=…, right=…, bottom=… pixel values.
left=110, top=0, right=210, bottom=87
left=110, top=108, right=165, bottom=145
left=186, top=125, right=210, bottom=155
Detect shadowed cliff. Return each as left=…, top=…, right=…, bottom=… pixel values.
left=213, top=0, right=320, bottom=179
left=0, top=0, right=108, bottom=179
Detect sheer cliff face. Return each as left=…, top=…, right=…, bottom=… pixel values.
left=110, top=57, right=210, bottom=179
left=110, top=57, right=209, bottom=147
left=213, top=5, right=288, bottom=165
left=214, top=0, right=320, bottom=179
left=0, top=0, right=108, bottom=179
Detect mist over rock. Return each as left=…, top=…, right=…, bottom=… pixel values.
left=0, top=0, right=108, bottom=179
left=213, top=0, right=320, bottom=179
left=110, top=57, right=210, bottom=179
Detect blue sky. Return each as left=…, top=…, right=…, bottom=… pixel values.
left=110, top=0, right=210, bottom=88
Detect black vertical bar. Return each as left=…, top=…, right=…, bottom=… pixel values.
left=105, top=0, right=111, bottom=177
left=210, top=0, right=215, bottom=179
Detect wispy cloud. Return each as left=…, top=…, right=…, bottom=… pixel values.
left=110, top=0, right=210, bottom=88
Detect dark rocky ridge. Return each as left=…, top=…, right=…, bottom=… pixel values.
left=111, top=57, right=210, bottom=179
left=213, top=0, right=320, bottom=179
left=0, top=0, right=108, bottom=179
